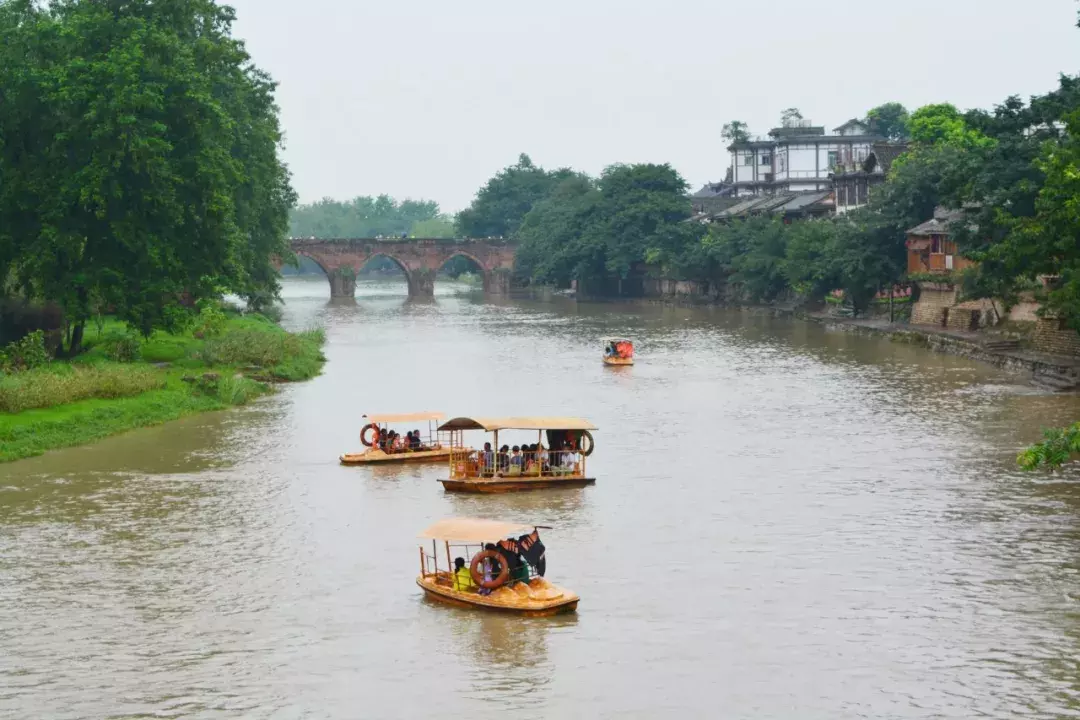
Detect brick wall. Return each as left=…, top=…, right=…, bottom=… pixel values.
left=1031, top=317, right=1080, bottom=357
left=911, top=286, right=956, bottom=326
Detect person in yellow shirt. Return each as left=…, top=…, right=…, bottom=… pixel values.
left=453, top=557, right=476, bottom=592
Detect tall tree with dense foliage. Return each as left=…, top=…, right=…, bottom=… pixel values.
left=0, top=0, right=295, bottom=352
left=865, top=102, right=910, bottom=140
left=721, top=120, right=751, bottom=144
left=455, top=154, right=573, bottom=239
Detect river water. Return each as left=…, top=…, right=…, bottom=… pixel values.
left=3, top=276, right=1080, bottom=719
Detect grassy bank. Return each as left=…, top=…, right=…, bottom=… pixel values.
left=0, top=313, right=325, bottom=463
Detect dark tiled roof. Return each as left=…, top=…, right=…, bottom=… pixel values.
left=870, top=142, right=908, bottom=173
left=907, top=207, right=965, bottom=236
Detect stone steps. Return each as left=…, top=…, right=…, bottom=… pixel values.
left=983, top=339, right=1021, bottom=352
left=1033, top=368, right=1080, bottom=392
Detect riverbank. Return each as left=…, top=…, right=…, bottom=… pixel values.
left=0, top=314, right=325, bottom=463
left=794, top=310, right=1080, bottom=391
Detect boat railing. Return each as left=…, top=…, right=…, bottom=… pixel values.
left=421, top=541, right=537, bottom=590
left=447, top=445, right=587, bottom=480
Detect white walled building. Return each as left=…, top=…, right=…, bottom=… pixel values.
left=728, top=119, right=883, bottom=197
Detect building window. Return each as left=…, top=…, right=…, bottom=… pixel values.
left=742, top=153, right=754, bottom=166
left=827, top=150, right=839, bottom=168
left=930, top=235, right=942, bottom=254
left=760, top=152, right=772, bottom=165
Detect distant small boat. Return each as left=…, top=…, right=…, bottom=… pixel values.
left=603, top=337, right=634, bottom=366
left=340, top=412, right=452, bottom=465
left=416, top=517, right=579, bottom=616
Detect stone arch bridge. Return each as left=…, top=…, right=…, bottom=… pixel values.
left=285, top=238, right=516, bottom=299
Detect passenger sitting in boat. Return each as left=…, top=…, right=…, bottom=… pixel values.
left=405, top=431, right=415, bottom=451
left=453, top=557, right=475, bottom=592
left=378, top=429, right=390, bottom=453
left=493, top=539, right=529, bottom=584
left=605, top=342, right=615, bottom=357
left=497, top=445, right=510, bottom=473
left=562, top=443, right=580, bottom=473
left=481, top=442, right=495, bottom=476
left=411, top=429, right=423, bottom=451
left=509, top=446, right=523, bottom=475
left=536, top=444, right=550, bottom=473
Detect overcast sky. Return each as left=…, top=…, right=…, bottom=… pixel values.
left=227, top=0, right=1079, bottom=213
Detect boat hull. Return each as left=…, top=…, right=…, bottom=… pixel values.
left=416, top=577, right=579, bottom=616
left=603, top=357, right=633, bottom=366
left=439, top=476, right=596, bottom=493
left=340, top=447, right=452, bottom=465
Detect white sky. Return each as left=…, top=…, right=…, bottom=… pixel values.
left=227, top=0, right=1080, bottom=213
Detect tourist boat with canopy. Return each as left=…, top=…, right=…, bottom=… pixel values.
left=340, top=412, right=452, bottom=465
left=416, top=517, right=579, bottom=616
left=603, top=337, right=634, bottom=366
left=436, top=416, right=597, bottom=493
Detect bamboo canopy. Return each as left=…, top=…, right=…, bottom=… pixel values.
left=418, top=517, right=534, bottom=543
left=364, top=412, right=444, bottom=424
left=438, top=417, right=597, bottom=432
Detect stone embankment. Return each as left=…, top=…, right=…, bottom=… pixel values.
left=802, top=313, right=1080, bottom=391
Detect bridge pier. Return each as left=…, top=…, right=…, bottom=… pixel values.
left=328, top=266, right=356, bottom=298
left=483, top=269, right=512, bottom=296
left=407, top=269, right=436, bottom=299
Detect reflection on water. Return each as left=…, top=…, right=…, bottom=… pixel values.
left=2, top=276, right=1080, bottom=718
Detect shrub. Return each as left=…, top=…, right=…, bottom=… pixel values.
left=193, top=300, right=228, bottom=339
left=0, top=330, right=52, bottom=373
left=0, top=364, right=164, bottom=413
left=101, top=334, right=142, bottom=363
left=201, top=329, right=288, bottom=367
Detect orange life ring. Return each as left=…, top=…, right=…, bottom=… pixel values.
left=470, top=550, right=510, bottom=589
left=578, top=430, right=595, bottom=457
left=360, top=423, right=380, bottom=447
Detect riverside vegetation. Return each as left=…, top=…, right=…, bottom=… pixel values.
left=0, top=304, right=325, bottom=463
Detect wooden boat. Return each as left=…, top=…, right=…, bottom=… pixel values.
left=436, top=417, right=597, bottom=493
left=340, top=412, right=452, bottom=465
left=416, top=517, right=579, bottom=616
left=603, top=337, right=634, bottom=366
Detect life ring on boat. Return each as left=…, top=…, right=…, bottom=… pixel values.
left=578, top=431, right=595, bottom=457
left=360, top=423, right=380, bottom=447
left=469, top=550, right=509, bottom=589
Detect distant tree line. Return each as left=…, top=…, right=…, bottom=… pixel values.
left=0, top=0, right=294, bottom=355
left=289, top=196, right=455, bottom=239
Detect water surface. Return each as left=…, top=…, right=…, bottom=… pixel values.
left=3, top=276, right=1080, bottom=719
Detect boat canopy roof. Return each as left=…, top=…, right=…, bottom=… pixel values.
left=438, top=416, right=598, bottom=432
left=419, top=517, right=535, bottom=543
left=364, top=412, right=444, bottom=424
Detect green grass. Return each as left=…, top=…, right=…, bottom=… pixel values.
left=0, top=312, right=326, bottom=463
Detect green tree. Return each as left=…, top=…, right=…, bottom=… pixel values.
left=514, top=175, right=601, bottom=286
left=456, top=154, right=573, bottom=239
left=865, top=102, right=910, bottom=140
left=780, top=108, right=803, bottom=127
left=410, top=216, right=456, bottom=238
left=290, top=196, right=441, bottom=238
left=721, top=120, right=751, bottom=144
left=0, top=0, right=294, bottom=352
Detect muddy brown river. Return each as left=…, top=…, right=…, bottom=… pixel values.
left=3, top=276, right=1080, bottom=719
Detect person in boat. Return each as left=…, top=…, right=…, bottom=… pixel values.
left=497, top=445, right=510, bottom=474
left=486, top=541, right=528, bottom=585
left=605, top=342, right=615, bottom=358
left=453, top=557, right=475, bottom=592
left=480, top=442, right=495, bottom=476
left=562, top=442, right=580, bottom=474
left=378, top=429, right=390, bottom=453
left=404, top=431, right=414, bottom=451
left=509, top=446, right=523, bottom=475
left=536, top=444, right=549, bottom=474
left=411, top=429, right=424, bottom=451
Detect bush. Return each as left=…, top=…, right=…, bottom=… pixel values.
left=193, top=300, right=228, bottom=339
left=0, top=330, right=52, bottom=373
left=100, top=334, right=142, bottom=363
left=0, top=364, right=164, bottom=413
left=201, top=329, right=289, bottom=367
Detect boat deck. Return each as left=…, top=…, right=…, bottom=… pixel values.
left=416, top=575, right=579, bottom=616
left=340, top=447, right=451, bottom=465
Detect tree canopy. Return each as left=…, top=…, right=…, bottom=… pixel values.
left=865, top=102, right=910, bottom=140
left=0, top=0, right=294, bottom=352
left=289, top=196, right=447, bottom=238
left=455, top=154, right=574, bottom=239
